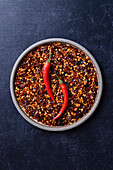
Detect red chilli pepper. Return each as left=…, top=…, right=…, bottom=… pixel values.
left=42, top=50, right=54, bottom=101
left=54, top=74, right=69, bottom=120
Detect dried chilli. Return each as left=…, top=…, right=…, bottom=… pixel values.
left=42, top=49, right=54, bottom=101
left=54, top=74, right=69, bottom=120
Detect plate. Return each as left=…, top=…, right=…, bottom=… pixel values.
left=10, top=38, right=103, bottom=131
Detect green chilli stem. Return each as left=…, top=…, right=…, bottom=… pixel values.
left=56, top=73, right=63, bottom=85
left=47, top=49, right=51, bottom=63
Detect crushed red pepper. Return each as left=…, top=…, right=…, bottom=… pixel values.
left=14, top=42, right=98, bottom=126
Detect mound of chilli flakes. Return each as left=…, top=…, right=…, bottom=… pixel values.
left=15, top=42, right=98, bottom=126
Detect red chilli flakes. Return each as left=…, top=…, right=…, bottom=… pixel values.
left=14, top=42, right=98, bottom=126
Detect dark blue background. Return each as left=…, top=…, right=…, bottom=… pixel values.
left=0, top=0, right=113, bottom=169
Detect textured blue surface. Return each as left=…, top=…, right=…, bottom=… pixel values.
left=0, top=0, right=113, bottom=169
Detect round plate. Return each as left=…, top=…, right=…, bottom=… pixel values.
left=10, top=38, right=103, bottom=131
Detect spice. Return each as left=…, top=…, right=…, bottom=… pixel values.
left=54, top=74, right=69, bottom=120
left=14, top=42, right=98, bottom=126
left=42, top=49, right=54, bottom=101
